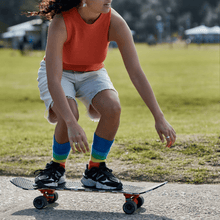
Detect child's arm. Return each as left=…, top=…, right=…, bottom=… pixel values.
left=109, top=9, right=176, bottom=147
left=45, top=14, right=89, bottom=153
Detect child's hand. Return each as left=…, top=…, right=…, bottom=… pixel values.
left=67, top=123, right=90, bottom=153
left=155, top=117, right=176, bottom=148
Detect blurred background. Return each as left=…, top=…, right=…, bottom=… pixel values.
left=0, top=0, right=220, bottom=50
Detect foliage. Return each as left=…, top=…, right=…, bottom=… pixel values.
left=0, top=0, right=220, bottom=39
left=0, top=0, right=39, bottom=32
left=112, top=0, right=220, bottom=41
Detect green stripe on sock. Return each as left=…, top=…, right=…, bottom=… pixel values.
left=53, top=152, right=69, bottom=161
left=91, top=151, right=107, bottom=160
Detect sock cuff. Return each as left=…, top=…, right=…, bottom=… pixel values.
left=53, top=136, right=71, bottom=155
left=92, top=133, right=114, bottom=152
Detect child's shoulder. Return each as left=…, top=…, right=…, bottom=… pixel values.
left=110, top=9, right=127, bottom=29
left=111, top=8, right=123, bottom=20
left=49, top=13, right=66, bottom=32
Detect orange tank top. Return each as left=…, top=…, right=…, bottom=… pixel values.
left=62, top=7, right=111, bottom=72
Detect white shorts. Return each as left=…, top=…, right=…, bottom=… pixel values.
left=37, top=60, right=118, bottom=120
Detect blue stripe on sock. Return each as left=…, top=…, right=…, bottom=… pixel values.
left=53, top=136, right=71, bottom=155
left=91, top=133, right=114, bottom=160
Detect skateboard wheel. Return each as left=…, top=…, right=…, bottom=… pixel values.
left=137, top=196, right=144, bottom=208
left=123, top=201, right=137, bottom=214
left=33, top=196, right=48, bottom=209
left=48, top=192, right=59, bottom=204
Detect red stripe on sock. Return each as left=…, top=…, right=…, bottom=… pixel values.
left=59, top=163, right=65, bottom=168
left=89, top=161, right=100, bottom=170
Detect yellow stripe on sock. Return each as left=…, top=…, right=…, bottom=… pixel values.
left=53, top=158, right=67, bottom=163
left=90, top=155, right=105, bottom=163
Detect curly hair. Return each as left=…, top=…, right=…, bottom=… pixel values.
left=28, top=0, right=82, bottom=20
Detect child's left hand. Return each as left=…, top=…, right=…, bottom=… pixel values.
left=155, top=117, right=176, bottom=148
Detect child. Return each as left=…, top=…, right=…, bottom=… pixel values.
left=33, top=0, right=176, bottom=190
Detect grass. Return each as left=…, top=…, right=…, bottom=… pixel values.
left=0, top=43, right=219, bottom=183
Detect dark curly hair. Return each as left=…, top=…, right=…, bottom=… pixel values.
left=28, top=0, right=82, bottom=20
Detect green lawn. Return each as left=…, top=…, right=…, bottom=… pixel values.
left=0, top=44, right=219, bottom=183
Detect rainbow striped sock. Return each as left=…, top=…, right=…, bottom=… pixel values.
left=52, top=136, right=71, bottom=168
left=90, top=133, right=114, bottom=166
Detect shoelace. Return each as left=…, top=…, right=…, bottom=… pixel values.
left=34, top=165, right=61, bottom=180
left=34, top=168, right=50, bottom=176
left=98, top=166, right=114, bottom=177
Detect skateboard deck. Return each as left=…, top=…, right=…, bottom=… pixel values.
left=10, top=177, right=167, bottom=214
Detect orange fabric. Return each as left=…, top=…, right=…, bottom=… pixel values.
left=62, top=7, right=111, bottom=72
left=59, top=162, right=66, bottom=169
left=88, top=160, right=100, bottom=170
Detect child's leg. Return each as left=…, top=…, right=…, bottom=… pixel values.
left=51, top=99, right=79, bottom=168
left=52, top=99, right=79, bottom=143
left=92, top=90, right=121, bottom=141
left=81, top=90, right=122, bottom=189
left=89, top=89, right=121, bottom=168
left=35, top=99, right=79, bottom=187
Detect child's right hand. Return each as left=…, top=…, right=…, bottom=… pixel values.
left=67, top=123, right=90, bottom=154
left=155, top=117, right=176, bottom=148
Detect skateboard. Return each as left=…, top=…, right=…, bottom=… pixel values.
left=10, top=177, right=167, bottom=214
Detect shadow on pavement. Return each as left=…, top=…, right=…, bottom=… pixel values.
left=12, top=206, right=174, bottom=220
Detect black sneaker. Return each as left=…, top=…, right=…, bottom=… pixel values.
left=81, top=162, right=123, bottom=190
left=34, top=161, right=66, bottom=188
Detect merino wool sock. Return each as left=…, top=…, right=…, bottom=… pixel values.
left=89, top=133, right=114, bottom=169
left=52, top=136, right=71, bottom=169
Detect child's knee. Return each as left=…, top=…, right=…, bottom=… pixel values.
left=47, top=108, right=58, bottom=124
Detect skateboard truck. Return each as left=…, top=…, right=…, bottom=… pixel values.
left=123, top=193, right=144, bottom=214
left=33, top=189, right=59, bottom=209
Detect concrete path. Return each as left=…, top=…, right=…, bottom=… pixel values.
left=0, top=176, right=220, bottom=220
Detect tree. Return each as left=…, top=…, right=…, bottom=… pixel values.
left=200, top=2, right=220, bottom=26
left=0, top=0, right=38, bottom=33
left=1, top=0, right=220, bottom=40
left=177, top=0, right=220, bottom=26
